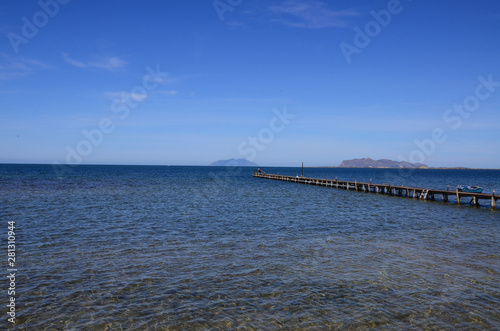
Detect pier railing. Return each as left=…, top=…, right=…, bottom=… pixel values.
left=253, top=172, right=498, bottom=209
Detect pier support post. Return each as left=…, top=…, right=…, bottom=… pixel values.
left=456, top=188, right=460, bottom=205
left=492, top=197, right=496, bottom=209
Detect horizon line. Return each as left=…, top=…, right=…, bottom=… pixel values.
left=0, top=162, right=499, bottom=171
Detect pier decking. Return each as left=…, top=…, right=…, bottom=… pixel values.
left=253, top=172, right=498, bottom=209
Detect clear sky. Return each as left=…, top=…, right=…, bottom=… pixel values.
left=1, top=0, right=499, bottom=168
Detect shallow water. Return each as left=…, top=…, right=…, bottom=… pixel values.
left=1, top=165, right=499, bottom=329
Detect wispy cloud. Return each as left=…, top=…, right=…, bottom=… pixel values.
left=269, top=1, right=359, bottom=28
left=105, top=91, right=148, bottom=104
left=0, top=71, right=26, bottom=80
left=0, top=90, right=19, bottom=94
left=103, top=89, right=178, bottom=107
left=145, top=72, right=172, bottom=85
left=62, top=53, right=127, bottom=70
left=61, top=53, right=86, bottom=68
left=0, top=53, right=49, bottom=80
left=88, top=57, right=127, bottom=70
left=155, top=90, right=178, bottom=96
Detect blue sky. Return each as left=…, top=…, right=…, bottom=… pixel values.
left=1, top=0, right=499, bottom=168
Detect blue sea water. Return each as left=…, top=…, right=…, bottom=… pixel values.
left=1, top=164, right=499, bottom=330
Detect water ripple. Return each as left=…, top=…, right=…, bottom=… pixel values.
left=1, top=165, right=499, bottom=330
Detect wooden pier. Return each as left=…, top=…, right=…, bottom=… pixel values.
left=253, top=172, right=498, bottom=209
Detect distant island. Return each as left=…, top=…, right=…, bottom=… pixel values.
left=210, top=158, right=259, bottom=167
left=339, top=158, right=428, bottom=169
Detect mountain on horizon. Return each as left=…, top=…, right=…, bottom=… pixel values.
left=339, top=158, right=427, bottom=168
left=210, top=158, right=259, bottom=167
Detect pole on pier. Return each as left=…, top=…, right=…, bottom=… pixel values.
left=301, top=162, right=304, bottom=178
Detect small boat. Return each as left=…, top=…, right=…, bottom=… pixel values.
left=457, top=185, right=483, bottom=193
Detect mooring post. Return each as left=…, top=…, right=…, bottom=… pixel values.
left=493, top=189, right=496, bottom=209
left=456, top=188, right=460, bottom=205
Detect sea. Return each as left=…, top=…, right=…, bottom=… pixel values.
left=1, top=164, right=499, bottom=330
